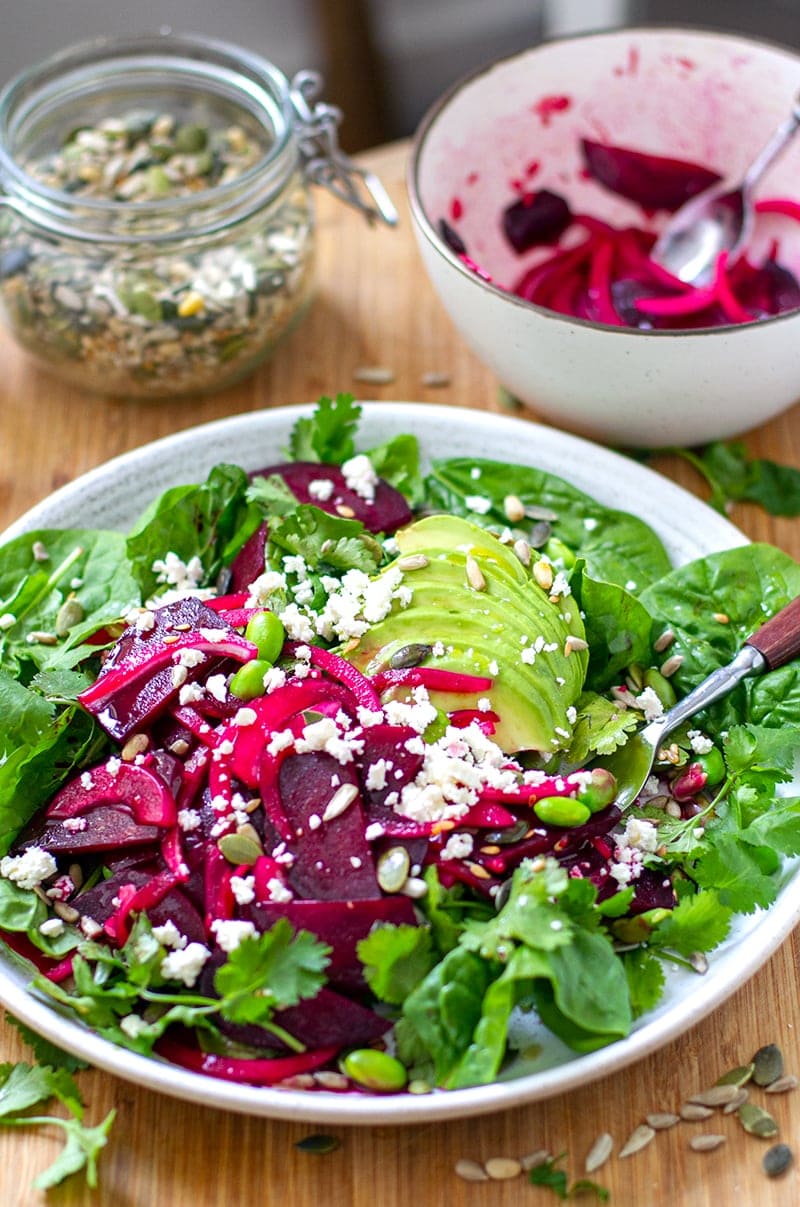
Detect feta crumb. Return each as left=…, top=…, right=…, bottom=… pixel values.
left=266, top=877, right=293, bottom=903
left=120, top=1014, right=151, bottom=1039
left=440, top=833, right=474, bottom=861
left=688, top=729, right=714, bottom=755
left=230, top=875, right=256, bottom=905
left=39, top=917, right=65, bottom=938
left=308, top=478, right=335, bottom=501
left=464, top=494, right=492, bottom=514
left=233, top=707, right=258, bottom=727
left=0, top=847, right=57, bottom=890
left=160, top=942, right=211, bottom=986
left=341, top=453, right=378, bottom=502
left=62, top=816, right=88, bottom=832
left=0, top=613, right=16, bottom=631
left=634, top=686, right=664, bottom=722
left=488, top=659, right=499, bottom=676
left=151, top=920, right=186, bottom=950
left=211, top=919, right=258, bottom=953
left=205, top=673, right=229, bottom=702
left=179, top=681, right=205, bottom=705
left=152, top=552, right=205, bottom=593
left=177, top=808, right=202, bottom=833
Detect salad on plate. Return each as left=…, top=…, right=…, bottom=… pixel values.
left=0, top=395, right=799, bottom=1096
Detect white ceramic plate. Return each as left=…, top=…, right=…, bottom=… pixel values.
left=1, top=401, right=796, bottom=1125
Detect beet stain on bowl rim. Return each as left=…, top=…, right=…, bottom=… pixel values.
left=407, top=25, right=800, bottom=340
left=1, top=400, right=798, bottom=1125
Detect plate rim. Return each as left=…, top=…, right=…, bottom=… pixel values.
left=2, top=398, right=791, bottom=1126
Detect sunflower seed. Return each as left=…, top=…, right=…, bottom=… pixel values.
left=314, top=1070, right=349, bottom=1090
left=513, top=538, right=531, bottom=566
left=353, top=366, right=395, bottom=384
left=752, top=1044, right=783, bottom=1087
left=322, top=783, right=359, bottom=822
left=653, top=627, right=676, bottom=652
left=503, top=494, right=526, bottom=522
left=396, top=555, right=429, bottom=572
left=55, top=597, right=84, bottom=637
left=645, top=1112, right=680, bottom=1130
left=564, top=635, right=589, bottom=656
left=121, top=733, right=150, bottom=761
left=519, top=1149, right=552, bottom=1171
left=660, top=653, right=684, bottom=677
left=689, top=952, right=709, bottom=975
left=454, top=1159, right=489, bottom=1182
left=690, top=1134, right=727, bottom=1153
left=763, top=1143, right=793, bottom=1177
left=681, top=1103, right=714, bottom=1121
left=738, top=1102, right=779, bottom=1137
left=484, top=1157, right=522, bottom=1180
left=584, top=1132, right=613, bottom=1173
left=465, top=556, right=486, bottom=591
left=723, top=1089, right=749, bottom=1114
left=421, top=371, right=451, bottom=388
left=689, top=1085, right=743, bottom=1107
left=619, top=1124, right=655, bottom=1158
left=765, top=1074, right=799, bottom=1094
left=533, top=560, right=554, bottom=591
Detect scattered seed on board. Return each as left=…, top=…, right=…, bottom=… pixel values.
left=295, top=1134, right=341, bottom=1155
left=519, top=1149, right=551, bottom=1171
left=645, top=1112, right=680, bottom=1130
left=763, top=1144, right=794, bottom=1178
left=752, top=1044, right=784, bottom=1087
left=716, top=1063, right=755, bottom=1088
left=680, top=1103, right=714, bottom=1122
left=584, top=1132, right=614, bottom=1173
left=352, top=366, right=395, bottom=384
left=421, top=371, right=451, bottom=388
left=484, top=1157, right=522, bottom=1181
left=689, top=1085, right=743, bottom=1107
left=738, top=1102, right=779, bottom=1138
left=619, top=1124, right=656, bottom=1158
left=454, top=1159, right=489, bottom=1182
left=723, top=1089, right=749, bottom=1114
left=690, top=1134, right=727, bottom=1153
left=765, top=1074, right=799, bottom=1094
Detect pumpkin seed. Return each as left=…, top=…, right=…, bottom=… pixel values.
left=389, top=642, right=432, bottom=669
left=619, top=1124, right=655, bottom=1158
left=645, top=1112, right=680, bottom=1130
left=484, top=1157, right=522, bottom=1181
left=529, top=520, right=552, bottom=548
left=584, top=1132, right=613, bottom=1173
left=376, top=846, right=411, bottom=893
left=217, top=830, right=262, bottom=866
left=738, top=1102, right=779, bottom=1138
left=690, top=1134, right=726, bottom=1153
left=454, top=1159, right=489, bottom=1182
left=484, top=819, right=531, bottom=846
left=764, top=1074, right=799, bottom=1094
left=752, top=1044, right=783, bottom=1087
left=763, top=1143, right=793, bottom=1178
left=716, top=1063, right=755, bottom=1088
left=295, top=1133, right=341, bottom=1155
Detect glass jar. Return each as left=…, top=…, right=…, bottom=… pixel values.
left=0, top=32, right=396, bottom=399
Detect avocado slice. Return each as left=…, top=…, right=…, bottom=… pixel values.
left=343, top=516, right=588, bottom=754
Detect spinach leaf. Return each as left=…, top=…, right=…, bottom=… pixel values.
left=639, top=543, right=800, bottom=732
left=0, top=529, right=139, bottom=676
left=664, top=442, right=800, bottom=517
left=571, top=564, right=653, bottom=690
left=426, top=457, right=671, bottom=589
left=125, top=463, right=260, bottom=599
left=398, top=947, right=495, bottom=1085
left=365, top=434, right=425, bottom=506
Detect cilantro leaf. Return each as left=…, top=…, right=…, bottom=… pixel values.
left=691, top=839, right=779, bottom=914
left=4, top=1014, right=88, bottom=1072
left=29, top=1110, right=116, bottom=1191
left=528, top=1153, right=610, bottom=1201
left=214, top=919, right=330, bottom=1025
left=365, top=434, right=425, bottom=506
left=622, top=948, right=666, bottom=1018
left=650, top=890, right=733, bottom=956
left=288, top=394, right=361, bottom=463
left=267, top=505, right=382, bottom=575
left=565, top=691, right=640, bottom=765
left=357, top=923, right=436, bottom=1005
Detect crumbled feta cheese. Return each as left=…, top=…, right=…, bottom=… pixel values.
left=230, top=875, right=256, bottom=905
left=106, top=757, right=121, bottom=777
left=266, top=878, right=293, bottom=903
left=120, top=1013, right=151, bottom=1039
left=279, top=602, right=315, bottom=642
left=160, top=942, right=211, bottom=986
left=623, top=817, right=659, bottom=853
left=464, top=494, right=492, bottom=514
left=62, top=816, right=88, bottom=832
left=210, top=919, right=258, bottom=953
left=175, top=647, right=206, bottom=668
left=233, top=707, right=258, bottom=727
left=0, top=613, right=16, bottom=630
left=341, top=454, right=378, bottom=502
left=171, top=664, right=189, bottom=689
left=177, top=808, right=202, bottom=833
left=151, top=552, right=205, bottom=593
left=365, top=760, right=390, bottom=791
left=308, top=478, right=335, bottom=502
left=179, top=681, right=205, bottom=705
left=440, top=833, right=474, bottom=861
left=0, top=847, right=57, bottom=890
left=688, top=729, right=714, bottom=755
left=263, top=666, right=287, bottom=693
left=634, top=686, right=664, bottom=722
left=151, top=920, right=186, bottom=950
left=205, top=673, right=229, bottom=703
left=246, top=571, right=287, bottom=606
left=39, top=917, right=65, bottom=938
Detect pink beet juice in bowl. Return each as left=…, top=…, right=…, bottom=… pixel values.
left=409, top=28, right=800, bottom=446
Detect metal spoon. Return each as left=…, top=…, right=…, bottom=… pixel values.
left=651, top=92, right=800, bottom=287
left=600, top=593, right=800, bottom=811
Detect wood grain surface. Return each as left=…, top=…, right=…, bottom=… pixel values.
left=1, top=141, right=800, bottom=1207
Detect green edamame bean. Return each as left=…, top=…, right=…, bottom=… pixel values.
left=543, top=537, right=575, bottom=568
left=341, top=1048, right=407, bottom=1092
left=576, top=768, right=617, bottom=813
left=229, top=658, right=272, bottom=701
left=533, top=796, right=591, bottom=828
left=695, top=745, right=725, bottom=786
left=245, top=610, right=285, bottom=663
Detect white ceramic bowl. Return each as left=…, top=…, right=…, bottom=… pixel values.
left=408, top=28, right=800, bottom=447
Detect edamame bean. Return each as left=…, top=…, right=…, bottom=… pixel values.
left=229, top=658, right=272, bottom=700
left=576, top=768, right=617, bottom=813
left=341, top=1048, right=408, bottom=1092
left=533, top=796, right=591, bottom=828
left=245, top=610, right=285, bottom=663
left=643, top=667, right=677, bottom=709
left=695, top=745, right=725, bottom=786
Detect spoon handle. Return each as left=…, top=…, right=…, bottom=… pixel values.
left=746, top=592, right=800, bottom=668
left=742, top=93, right=800, bottom=193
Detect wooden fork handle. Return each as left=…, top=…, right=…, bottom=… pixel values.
left=746, top=594, right=800, bottom=670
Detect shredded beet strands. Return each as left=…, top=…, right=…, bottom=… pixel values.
left=155, top=1036, right=340, bottom=1085
left=47, top=760, right=177, bottom=828
left=104, top=869, right=185, bottom=945
left=285, top=641, right=381, bottom=711
left=371, top=667, right=492, bottom=694
left=480, top=772, right=588, bottom=805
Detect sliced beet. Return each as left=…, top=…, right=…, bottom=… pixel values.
left=228, top=524, right=268, bottom=592
left=438, top=217, right=468, bottom=256
left=736, top=257, right=800, bottom=316
left=358, top=723, right=424, bottom=810
left=502, top=189, right=572, bottom=253
left=581, top=139, right=721, bottom=212
left=240, top=896, right=418, bottom=992
left=47, top=760, right=177, bottom=828
left=15, top=806, right=160, bottom=855
left=71, top=867, right=206, bottom=942
left=79, top=597, right=255, bottom=739
left=276, top=752, right=380, bottom=900
left=272, top=985, right=390, bottom=1050
left=251, top=462, right=412, bottom=535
